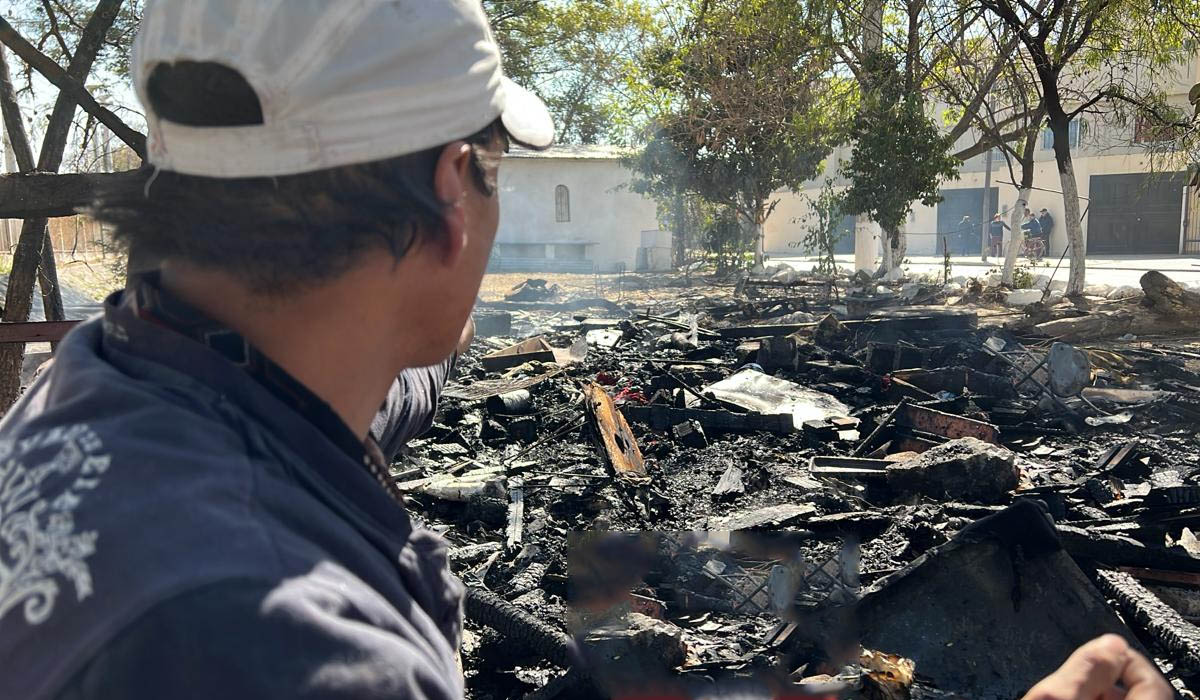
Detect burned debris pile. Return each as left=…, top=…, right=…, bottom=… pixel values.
left=399, top=268, right=1200, bottom=699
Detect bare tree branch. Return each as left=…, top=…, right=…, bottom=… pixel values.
left=0, top=13, right=145, bottom=158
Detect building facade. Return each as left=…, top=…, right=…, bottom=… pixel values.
left=493, top=145, right=665, bottom=273
left=766, top=54, right=1200, bottom=259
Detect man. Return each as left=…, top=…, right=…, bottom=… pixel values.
left=1038, top=207, right=1056, bottom=248
left=0, top=3, right=1171, bottom=700
left=989, top=212, right=1010, bottom=258
left=0, top=2, right=551, bottom=698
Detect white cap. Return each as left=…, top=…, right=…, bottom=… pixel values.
left=133, top=0, right=555, bottom=178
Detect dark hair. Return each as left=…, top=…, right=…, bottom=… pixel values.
left=95, top=61, right=509, bottom=295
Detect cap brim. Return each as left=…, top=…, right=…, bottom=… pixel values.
left=500, top=77, right=555, bottom=149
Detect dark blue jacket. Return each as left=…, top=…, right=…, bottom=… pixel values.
left=0, top=292, right=464, bottom=699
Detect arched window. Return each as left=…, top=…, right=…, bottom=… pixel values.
left=555, top=184, right=570, bottom=222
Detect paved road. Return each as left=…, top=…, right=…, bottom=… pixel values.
left=766, top=254, right=1200, bottom=289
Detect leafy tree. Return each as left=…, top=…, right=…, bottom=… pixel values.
left=483, top=0, right=657, bottom=144
left=981, top=0, right=1200, bottom=294
left=629, top=0, right=847, bottom=269
left=840, top=52, right=960, bottom=276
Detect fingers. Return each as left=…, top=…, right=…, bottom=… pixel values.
left=1120, top=642, right=1172, bottom=700
left=1022, top=635, right=1172, bottom=700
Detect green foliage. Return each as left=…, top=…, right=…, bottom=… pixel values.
left=628, top=0, right=845, bottom=265
left=9, top=0, right=142, bottom=82
left=800, top=180, right=846, bottom=276
left=841, top=52, right=960, bottom=236
left=1012, top=262, right=1034, bottom=290
left=483, top=0, right=658, bottom=145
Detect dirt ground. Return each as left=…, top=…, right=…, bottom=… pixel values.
left=9, top=255, right=723, bottom=307
left=0, top=253, right=126, bottom=302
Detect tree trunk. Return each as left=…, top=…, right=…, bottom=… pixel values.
left=854, top=213, right=876, bottom=273
left=1001, top=187, right=1031, bottom=286
left=1058, top=157, right=1086, bottom=295
left=0, top=0, right=124, bottom=411
left=878, top=226, right=905, bottom=281
left=672, top=192, right=686, bottom=269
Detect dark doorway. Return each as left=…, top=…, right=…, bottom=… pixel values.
left=936, top=187, right=999, bottom=256
left=1087, top=172, right=1185, bottom=255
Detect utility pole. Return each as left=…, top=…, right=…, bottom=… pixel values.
left=981, top=145, right=993, bottom=261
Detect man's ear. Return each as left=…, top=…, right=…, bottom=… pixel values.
left=431, top=141, right=473, bottom=266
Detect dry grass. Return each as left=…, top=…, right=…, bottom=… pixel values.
left=0, top=253, right=127, bottom=302
left=53, top=255, right=127, bottom=301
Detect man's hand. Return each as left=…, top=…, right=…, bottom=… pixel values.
left=1022, top=635, right=1171, bottom=700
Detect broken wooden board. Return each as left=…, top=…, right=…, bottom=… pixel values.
left=481, top=336, right=557, bottom=371
left=855, top=501, right=1142, bottom=700
left=809, top=456, right=890, bottom=480
left=703, top=503, right=816, bottom=531
left=584, top=383, right=649, bottom=485
left=895, top=403, right=999, bottom=444
left=717, top=311, right=977, bottom=339
left=621, top=404, right=794, bottom=434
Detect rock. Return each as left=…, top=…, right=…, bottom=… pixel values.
left=1107, top=285, right=1142, bottom=300
left=944, top=282, right=964, bottom=294
left=1047, top=342, right=1091, bottom=396
left=672, top=419, right=708, bottom=449
left=886, top=437, right=1018, bottom=504
left=985, top=272, right=1003, bottom=288
left=772, top=265, right=798, bottom=284
left=656, top=332, right=698, bottom=351
left=581, top=612, right=687, bottom=672
left=1084, top=284, right=1114, bottom=298
left=1006, top=289, right=1044, bottom=307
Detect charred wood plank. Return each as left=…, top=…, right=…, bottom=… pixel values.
left=621, top=404, right=793, bottom=434
left=1094, top=569, right=1200, bottom=673
left=583, top=384, right=648, bottom=484
left=1058, top=525, right=1200, bottom=573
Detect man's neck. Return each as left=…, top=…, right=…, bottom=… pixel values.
left=158, top=265, right=397, bottom=440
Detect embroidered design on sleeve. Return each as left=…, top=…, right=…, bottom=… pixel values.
left=0, top=425, right=109, bottom=626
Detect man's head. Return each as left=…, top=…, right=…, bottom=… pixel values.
left=1040, top=208, right=1049, bottom=214
left=97, top=1, right=553, bottom=365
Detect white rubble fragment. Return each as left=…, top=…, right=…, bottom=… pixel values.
left=1107, top=285, right=1142, bottom=300
left=1006, top=289, right=1044, bottom=307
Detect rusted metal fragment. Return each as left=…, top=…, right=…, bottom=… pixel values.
left=584, top=383, right=648, bottom=484
left=896, top=402, right=999, bottom=443
left=1095, top=569, right=1200, bottom=673
left=1118, top=566, right=1200, bottom=587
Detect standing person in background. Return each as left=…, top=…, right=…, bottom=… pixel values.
left=1022, top=207, right=1043, bottom=242
left=1037, top=208, right=1055, bottom=253
left=989, top=213, right=1010, bottom=258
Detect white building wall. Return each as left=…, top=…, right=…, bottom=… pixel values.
left=765, top=148, right=1190, bottom=257
left=497, top=152, right=660, bottom=272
